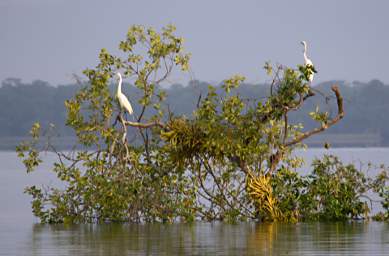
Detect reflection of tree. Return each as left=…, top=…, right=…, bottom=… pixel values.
left=247, top=223, right=276, bottom=254
left=246, top=222, right=304, bottom=255
left=31, top=223, right=200, bottom=255
left=30, top=222, right=388, bottom=255
left=306, top=222, right=366, bottom=254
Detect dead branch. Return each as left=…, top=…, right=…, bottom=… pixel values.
left=285, top=85, right=344, bottom=147
left=283, top=112, right=288, bottom=144
left=122, top=120, right=165, bottom=128
left=268, top=150, right=284, bottom=174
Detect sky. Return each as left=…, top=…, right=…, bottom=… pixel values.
left=1, top=0, right=388, bottom=86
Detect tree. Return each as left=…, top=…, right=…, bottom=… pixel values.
left=17, top=25, right=353, bottom=223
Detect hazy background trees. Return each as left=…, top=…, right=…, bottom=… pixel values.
left=1, top=78, right=389, bottom=148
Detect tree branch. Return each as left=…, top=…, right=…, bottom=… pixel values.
left=285, top=85, right=344, bottom=147
left=122, top=120, right=165, bottom=129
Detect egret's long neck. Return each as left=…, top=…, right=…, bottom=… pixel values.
left=117, top=75, right=122, bottom=95
left=303, top=44, right=309, bottom=63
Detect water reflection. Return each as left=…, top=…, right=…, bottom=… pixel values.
left=27, top=222, right=388, bottom=255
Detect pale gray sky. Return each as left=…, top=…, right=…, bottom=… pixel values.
left=1, top=0, right=388, bottom=85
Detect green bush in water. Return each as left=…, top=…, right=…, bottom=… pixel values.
left=16, top=24, right=388, bottom=223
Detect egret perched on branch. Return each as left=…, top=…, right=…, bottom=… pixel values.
left=116, top=72, right=133, bottom=116
left=300, top=40, right=317, bottom=83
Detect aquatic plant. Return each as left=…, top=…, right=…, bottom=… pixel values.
left=17, top=24, right=388, bottom=223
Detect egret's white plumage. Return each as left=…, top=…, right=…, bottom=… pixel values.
left=116, top=72, right=133, bottom=115
left=300, top=41, right=315, bottom=82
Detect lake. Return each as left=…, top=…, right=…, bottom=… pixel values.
left=1, top=148, right=388, bottom=255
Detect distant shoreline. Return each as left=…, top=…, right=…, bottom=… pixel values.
left=0, top=133, right=386, bottom=150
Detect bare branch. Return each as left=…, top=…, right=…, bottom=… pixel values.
left=123, top=120, right=165, bottom=128
left=283, top=112, right=288, bottom=144
left=285, top=85, right=344, bottom=147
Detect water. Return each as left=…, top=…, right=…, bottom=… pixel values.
left=1, top=149, right=388, bottom=255
left=2, top=222, right=389, bottom=255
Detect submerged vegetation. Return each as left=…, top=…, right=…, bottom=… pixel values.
left=17, top=25, right=388, bottom=223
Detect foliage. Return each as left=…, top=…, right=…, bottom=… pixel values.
left=3, top=79, right=389, bottom=147
left=247, top=174, right=282, bottom=221
left=18, top=25, right=194, bottom=223
left=371, top=168, right=389, bottom=221
left=270, top=155, right=389, bottom=222
left=271, top=167, right=304, bottom=222
left=300, top=156, right=371, bottom=221
left=16, top=24, right=388, bottom=223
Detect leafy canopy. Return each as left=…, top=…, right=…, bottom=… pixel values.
left=17, top=25, right=388, bottom=223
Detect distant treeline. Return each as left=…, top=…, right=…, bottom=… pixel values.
left=1, top=77, right=389, bottom=146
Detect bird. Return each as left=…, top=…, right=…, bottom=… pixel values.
left=115, top=72, right=134, bottom=116
left=300, top=41, right=317, bottom=83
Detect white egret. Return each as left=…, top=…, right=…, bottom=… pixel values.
left=300, top=40, right=317, bottom=83
left=116, top=72, right=134, bottom=116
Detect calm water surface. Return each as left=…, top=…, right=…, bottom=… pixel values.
left=1, top=148, right=388, bottom=255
